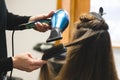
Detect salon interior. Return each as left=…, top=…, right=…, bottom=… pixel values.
left=5, top=0, right=120, bottom=80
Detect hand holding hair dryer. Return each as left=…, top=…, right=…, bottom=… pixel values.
left=18, top=9, right=69, bottom=42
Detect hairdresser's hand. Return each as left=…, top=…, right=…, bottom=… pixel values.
left=29, top=11, right=55, bottom=32
left=12, top=53, right=46, bottom=72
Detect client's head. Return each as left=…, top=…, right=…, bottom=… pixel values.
left=39, top=12, right=118, bottom=80
left=55, top=12, right=118, bottom=80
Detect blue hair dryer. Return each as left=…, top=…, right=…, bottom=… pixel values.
left=46, top=9, right=69, bottom=42
left=18, top=9, right=69, bottom=42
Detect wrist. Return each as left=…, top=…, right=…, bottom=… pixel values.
left=29, top=16, right=36, bottom=22
left=12, top=57, right=16, bottom=68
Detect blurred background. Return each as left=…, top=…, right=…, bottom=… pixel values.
left=5, top=0, right=120, bottom=80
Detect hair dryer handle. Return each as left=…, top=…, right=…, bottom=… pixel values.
left=18, top=19, right=51, bottom=30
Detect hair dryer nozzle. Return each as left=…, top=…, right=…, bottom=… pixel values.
left=46, top=28, right=62, bottom=42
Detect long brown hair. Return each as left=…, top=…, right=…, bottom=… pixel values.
left=40, top=12, right=119, bottom=80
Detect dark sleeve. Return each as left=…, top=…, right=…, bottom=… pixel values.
left=0, top=57, right=13, bottom=73
left=6, top=12, right=30, bottom=30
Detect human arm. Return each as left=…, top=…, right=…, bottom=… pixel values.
left=12, top=53, right=46, bottom=72
left=6, top=11, right=54, bottom=32
left=0, top=57, right=13, bottom=73
left=0, top=53, right=46, bottom=73
left=6, top=12, right=30, bottom=30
